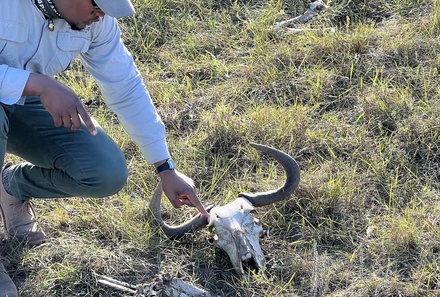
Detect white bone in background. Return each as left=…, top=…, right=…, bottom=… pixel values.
left=274, top=0, right=329, bottom=32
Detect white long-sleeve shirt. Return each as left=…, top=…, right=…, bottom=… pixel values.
left=0, top=0, right=170, bottom=164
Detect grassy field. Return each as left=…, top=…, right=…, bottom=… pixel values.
left=2, top=0, right=439, bottom=296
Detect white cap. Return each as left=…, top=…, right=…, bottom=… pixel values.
left=94, top=0, right=135, bottom=18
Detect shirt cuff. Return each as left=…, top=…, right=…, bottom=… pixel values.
left=139, top=139, right=171, bottom=165
left=0, top=65, right=30, bottom=105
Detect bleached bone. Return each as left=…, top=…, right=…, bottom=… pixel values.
left=96, top=274, right=218, bottom=297
left=274, top=0, right=328, bottom=31
left=96, top=275, right=136, bottom=294
left=163, top=278, right=218, bottom=297
left=150, top=143, right=300, bottom=274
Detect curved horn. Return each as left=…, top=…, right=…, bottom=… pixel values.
left=149, top=182, right=209, bottom=239
left=238, top=143, right=300, bottom=207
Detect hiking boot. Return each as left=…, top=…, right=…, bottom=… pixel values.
left=0, top=165, right=45, bottom=247
left=0, top=261, right=18, bottom=297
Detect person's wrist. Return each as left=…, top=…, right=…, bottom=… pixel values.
left=24, top=73, right=44, bottom=96
left=157, top=168, right=177, bottom=179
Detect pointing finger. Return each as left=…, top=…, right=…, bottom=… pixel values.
left=181, top=193, right=210, bottom=218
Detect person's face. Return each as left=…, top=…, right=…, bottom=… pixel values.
left=53, top=0, right=105, bottom=30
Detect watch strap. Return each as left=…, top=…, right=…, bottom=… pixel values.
left=155, top=159, right=176, bottom=174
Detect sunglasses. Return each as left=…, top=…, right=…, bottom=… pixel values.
left=91, top=0, right=100, bottom=9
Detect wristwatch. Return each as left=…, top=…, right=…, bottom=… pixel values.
left=155, top=159, right=176, bottom=174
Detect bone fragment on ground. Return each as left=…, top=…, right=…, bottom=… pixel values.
left=274, top=0, right=328, bottom=31
left=163, top=278, right=219, bottom=297
left=96, top=274, right=217, bottom=297
left=96, top=275, right=137, bottom=294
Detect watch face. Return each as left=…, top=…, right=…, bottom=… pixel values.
left=155, top=159, right=176, bottom=174
left=168, top=159, right=176, bottom=170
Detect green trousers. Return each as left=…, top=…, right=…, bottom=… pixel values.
left=0, top=96, right=128, bottom=200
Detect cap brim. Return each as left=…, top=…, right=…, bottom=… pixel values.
left=94, top=0, right=135, bottom=18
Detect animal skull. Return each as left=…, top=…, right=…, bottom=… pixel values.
left=208, top=198, right=265, bottom=274
left=149, top=143, right=300, bottom=274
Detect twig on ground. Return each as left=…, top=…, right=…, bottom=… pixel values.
left=274, top=0, right=329, bottom=33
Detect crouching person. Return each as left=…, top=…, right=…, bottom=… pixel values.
left=0, top=0, right=209, bottom=295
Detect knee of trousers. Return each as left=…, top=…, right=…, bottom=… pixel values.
left=76, top=158, right=129, bottom=198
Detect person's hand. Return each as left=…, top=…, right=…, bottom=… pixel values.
left=23, top=73, right=97, bottom=135
left=158, top=169, right=210, bottom=218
